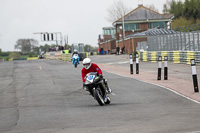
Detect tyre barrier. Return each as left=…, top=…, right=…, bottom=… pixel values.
left=138, top=51, right=200, bottom=65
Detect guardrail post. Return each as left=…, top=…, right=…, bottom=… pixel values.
left=164, top=56, right=168, bottom=80
left=86, top=52, right=88, bottom=58
left=136, top=53, right=139, bottom=74
left=191, top=59, right=199, bottom=92
left=157, top=56, right=162, bottom=80
left=130, top=54, right=133, bottom=74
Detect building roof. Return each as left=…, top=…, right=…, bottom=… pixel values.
left=103, top=27, right=115, bottom=30
left=115, top=5, right=174, bottom=23
left=125, top=28, right=179, bottom=39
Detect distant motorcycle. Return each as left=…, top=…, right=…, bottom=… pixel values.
left=83, top=72, right=111, bottom=106
left=72, top=54, right=79, bottom=68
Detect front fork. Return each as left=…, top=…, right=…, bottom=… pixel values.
left=73, top=59, right=79, bottom=65
left=97, top=82, right=107, bottom=98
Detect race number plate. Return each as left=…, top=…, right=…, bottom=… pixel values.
left=87, top=75, right=95, bottom=82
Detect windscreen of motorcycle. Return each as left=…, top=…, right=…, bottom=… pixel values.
left=73, top=54, right=79, bottom=59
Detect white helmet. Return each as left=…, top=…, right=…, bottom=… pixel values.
left=83, top=58, right=92, bottom=70
left=74, top=49, right=77, bottom=52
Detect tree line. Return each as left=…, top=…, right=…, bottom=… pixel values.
left=0, top=39, right=98, bottom=60
left=13, top=39, right=98, bottom=54
left=163, top=0, right=200, bottom=30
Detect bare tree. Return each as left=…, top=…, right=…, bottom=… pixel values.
left=145, top=4, right=159, bottom=13
left=15, top=39, right=38, bottom=53
left=106, top=0, right=131, bottom=23
left=162, top=0, right=171, bottom=14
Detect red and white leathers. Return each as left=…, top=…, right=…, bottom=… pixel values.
left=81, top=63, right=102, bottom=83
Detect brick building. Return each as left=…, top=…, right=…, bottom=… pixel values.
left=98, top=27, right=116, bottom=54
left=99, top=4, right=174, bottom=54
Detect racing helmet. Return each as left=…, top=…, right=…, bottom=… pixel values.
left=83, top=58, right=92, bottom=70
left=74, top=49, right=77, bottom=52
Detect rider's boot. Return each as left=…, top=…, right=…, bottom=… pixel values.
left=104, top=79, right=112, bottom=94
left=105, top=83, right=112, bottom=94
left=106, top=87, right=112, bottom=94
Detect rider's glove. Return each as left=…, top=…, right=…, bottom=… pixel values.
left=99, top=74, right=103, bottom=79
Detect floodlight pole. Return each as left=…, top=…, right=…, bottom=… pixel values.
left=122, top=10, right=125, bottom=48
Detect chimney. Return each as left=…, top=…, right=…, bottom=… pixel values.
left=138, top=0, right=143, bottom=7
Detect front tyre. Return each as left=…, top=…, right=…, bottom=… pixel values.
left=94, top=87, right=105, bottom=106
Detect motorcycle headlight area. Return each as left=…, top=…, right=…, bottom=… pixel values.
left=86, top=75, right=95, bottom=83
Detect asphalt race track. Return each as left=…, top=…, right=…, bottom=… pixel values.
left=0, top=56, right=200, bottom=133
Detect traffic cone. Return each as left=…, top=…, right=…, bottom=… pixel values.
left=127, top=56, right=128, bottom=59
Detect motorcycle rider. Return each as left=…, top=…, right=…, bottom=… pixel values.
left=72, top=49, right=78, bottom=56
left=72, top=49, right=79, bottom=64
left=81, top=58, right=112, bottom=94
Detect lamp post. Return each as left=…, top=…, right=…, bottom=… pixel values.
left=119, top=26, right=124, bottom=53
left=64, top=35, right=68, bottom=49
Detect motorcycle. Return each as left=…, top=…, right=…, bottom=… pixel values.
left=83, top=72, right=111, bottom=106
left=72, top=54, right=79, bottom=68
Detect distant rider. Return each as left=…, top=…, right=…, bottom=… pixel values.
left=72, top=49, right=78, bottom=56
left=72, top=49, right=79, bottom=64
left=81, top=58, right=112, bottom=93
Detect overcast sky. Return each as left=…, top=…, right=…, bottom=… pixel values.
left=0, top=0, right=168, bottom=51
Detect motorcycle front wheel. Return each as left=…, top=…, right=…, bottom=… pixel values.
left=94, top=86, right=105, bottom=106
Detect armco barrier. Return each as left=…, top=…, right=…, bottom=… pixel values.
left=143, top=51, right=147, bottom=62
left=60, top=52, right=96, bottom=62
left=46, top=51, right=62, bottom=60
left=186, top=51, right=194, bottom=64
left=161, top=51, right=168, bottom=61
left=27, top=57, right=38, bottom=60
left=12, top=58, right=27, bottom=61
left=173, top=51, right=180, bottom=63
left=151, top=52, right=156, bottom=62
left=195, top=51, right=200, bottom=63
left=61, top=53, right=72, bottom=62
left=138, top=51, right=200, bottom=65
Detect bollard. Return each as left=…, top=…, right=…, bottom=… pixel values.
left=136, top=53, right=139, bottom=74
left=191, top=59, right=199, bottom=92
left=130, top=54, right=133, bottom=74
left=157, top=56, right=162, bottom=80
left=164, top=56, right=168, bottom=80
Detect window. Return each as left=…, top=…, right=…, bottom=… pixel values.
left=111, top=29, right=115, bottom=38
left=103, top=28, right=115, bottom=38
left=148, top=23, right=153, bottom=29
left=104, top=29, right=111, bottom=35
left=159, top=22, right=165, bottom=28
left=151, top=22, right=166, bottom=28
left=153, top=22, right=159, bottom=28
left=135, top=23, right=140, bottom=30
left=125, top=24, right=135, bottom=31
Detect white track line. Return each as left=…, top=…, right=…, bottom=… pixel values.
left=106, top=61, right=129, bottom=65
left=186, top=131, right=200, bottom=133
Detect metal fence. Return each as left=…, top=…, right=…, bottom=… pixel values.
left=147, top=31, right=200, bottom=51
